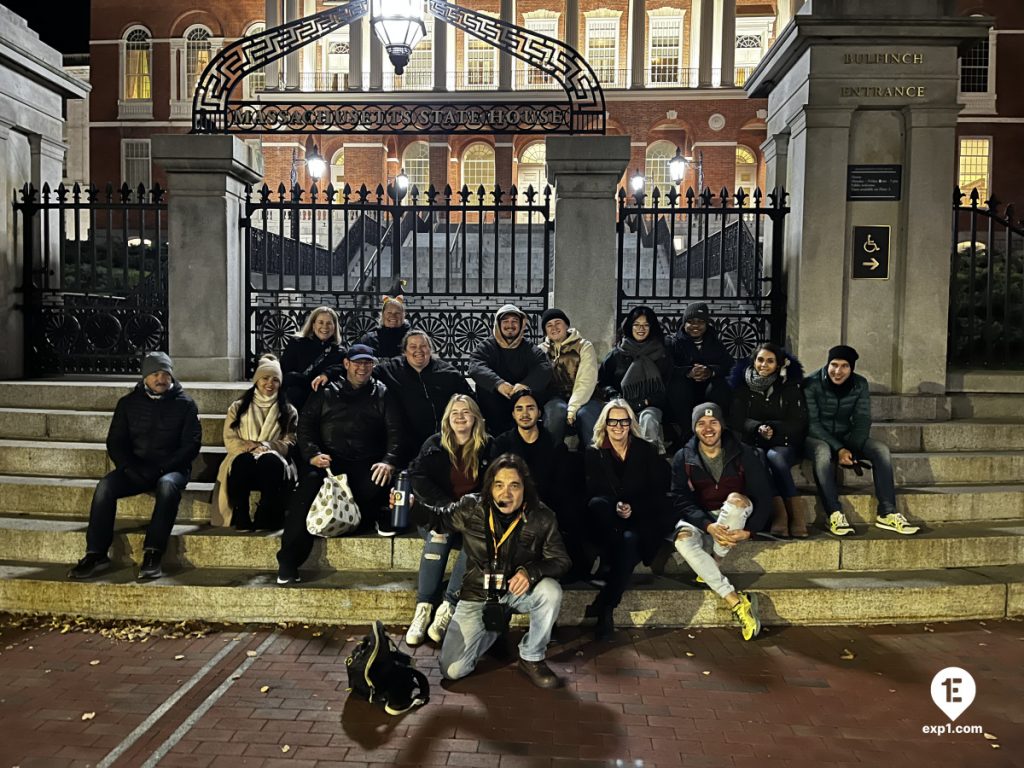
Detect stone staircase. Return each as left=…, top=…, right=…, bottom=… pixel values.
left=0, top=379, right=1022, bottom=629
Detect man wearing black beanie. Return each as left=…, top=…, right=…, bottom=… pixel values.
left=803, top=345, right=920, bottom=537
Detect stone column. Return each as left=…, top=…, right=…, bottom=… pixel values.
left=284, top=0, right=300, bottom=89
left=433, top=19, right=448, bottom=91
left=349, top=17, right=364, bottom=90
left=265, top=0, right=280, bottom=89
left=697, top=0, right=714, bottom=87
left=720, top=0, right=736, bottom=87
left=565, top=0, right=579, bottom=50
left=151, top=135, right=263, bottom=381
left=499, top=0, right=514, bottom=91
left=546, top=136, right=631, bottom=357
left=630, top=0, right=646, bottom=89
left=369, top=33, right=383, bottom=90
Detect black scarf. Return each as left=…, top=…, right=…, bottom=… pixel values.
left=744, top=365, right=777, bottom=395
left=617, top=337, right=666, bottom=407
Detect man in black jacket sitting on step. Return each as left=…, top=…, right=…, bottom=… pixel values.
left=68, top=352, right=202, bottom=581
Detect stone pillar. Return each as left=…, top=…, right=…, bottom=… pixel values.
left=630, top=0, right=646, bottom=89
left=370, top=33, right=383, bottom=91
left=745, top=0, right=991, bottom=394
left=499, top=0, right=514, bottom=91
left=720, top=0, right=736, bottom=87
left=349, top=17, right=364, bottom=90
left=546, top=136, right=631, bottom=357
left=565, top=0, right=579, bottom=50
left=265, top=0, right=280, bottom=89
left=697, top=0, right=714, bottom=87
left=151, top=135, right=263, bottom=381
left=433, top=20, right=448, bottom=91
left=284, top=0, right=300, bottom=89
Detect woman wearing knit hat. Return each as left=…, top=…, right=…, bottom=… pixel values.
left=359, top=295, right=412, bottom=359
left=214, top=355, right=299, bottom=530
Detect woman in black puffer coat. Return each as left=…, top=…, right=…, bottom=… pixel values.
left=359, top=295, right=411, bottom=360
left=280, top=306, right=345, bottom=411
left=728, top=342, right=808, bottom=537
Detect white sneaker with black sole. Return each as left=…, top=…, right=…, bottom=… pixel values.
left=427, top=600, right=455, bottom=643
left=405, top=602, right=433, bottom=646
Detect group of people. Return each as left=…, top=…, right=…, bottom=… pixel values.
left=65, top=296, right=921, bottom=690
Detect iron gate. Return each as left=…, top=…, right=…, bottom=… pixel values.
left=14, top=183, right=169, bottom=376
left=616, top=185, right=788, bottom=359
left=242, top=182, right=552, bottom=374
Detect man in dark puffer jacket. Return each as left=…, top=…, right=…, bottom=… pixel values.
left=68, top=352, right=201, bottom=581
left=668, top=302, right=735, bottom=440
left=276, top=344, right=404, bottom=582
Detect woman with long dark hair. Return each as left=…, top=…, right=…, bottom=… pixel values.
left=280, top=306, right=345, bottom=410
left=728, top=342, right=809, bottom=537
left=598, top=306, right=672, bottom=454
left=214, top=355, right=298, bottom=530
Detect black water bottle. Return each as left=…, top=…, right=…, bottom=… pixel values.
left=390, top=470, right=412, bottom=529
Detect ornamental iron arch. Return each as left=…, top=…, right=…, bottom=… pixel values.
left=190, top=0, right=605, bottom=135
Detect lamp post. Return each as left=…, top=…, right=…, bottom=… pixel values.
left=668, top=146, right=687, bottom=186
left=305, top=143, right=326, bottom=182
left=371, top=0, right=427, bottom=75
left=389, top=168, right=410, bottom=281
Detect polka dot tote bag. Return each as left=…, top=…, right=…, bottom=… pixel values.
left=306, top=470, right=362, bottom=537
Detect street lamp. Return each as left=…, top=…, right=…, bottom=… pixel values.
left=668, top=146, right=687, bottom=185
left=371, top=0, right=427, bottom=75
left=395, top=167, right=410, bottom=198
left=305, top=143, right=326, bottom=182
left=630, top=169, right=645, bottom=194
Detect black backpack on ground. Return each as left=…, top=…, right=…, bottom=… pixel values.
left=345, top=620, right=430, bottom=715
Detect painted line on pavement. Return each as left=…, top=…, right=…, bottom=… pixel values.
left=139, top=629, right=283, bottom=768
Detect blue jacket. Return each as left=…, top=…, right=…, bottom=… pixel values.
left=802, top=367, right=873, bottom=453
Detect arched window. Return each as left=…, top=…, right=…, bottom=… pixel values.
left=185, top=26, right=213, bottom=97
left=462, top=143, right=495, bottom=190
left=123, top=27, right=152, bottom=100
left=330, top=148, right=345, bottom=189
left=244, top=23, right=266, bottom=94
left=735, top=146, right=757, bottom=193
left=403, top=142, right=430, bottom=192
left=644, top=140, right=677, bottom=194
left=519, top=142, right=546, bottom=165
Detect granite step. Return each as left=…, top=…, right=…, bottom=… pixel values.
left=0, top=476, right=214, bottom=521
left=0, top=440, right=225, bottom=481
left=949, top=392, right=1024, bottom=421
left=790, top=451, right=1024, bottom=488
left=0, top=380, right=248, bottom=413
left=0, top=408, right=224, bottom=445
left=0, top=560, right=1019, bottom=627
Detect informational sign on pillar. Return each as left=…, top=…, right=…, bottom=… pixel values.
left=852, top=225, right=890, bottom=280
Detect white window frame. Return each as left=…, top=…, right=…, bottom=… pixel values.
left=958, top=136, right=992, bottom=206
left=647, top=11, right=685, bottom=87
left=243, top=22, right=267, bottom=98
left=118, top=25, right=153, bottom=119
left=644, top=140, right=676, bottom=195
left=521, top=14, right=560, bottom=90
left=403, top=141, right=431, bottom=193
left=464, top=17, right=499, bottom=88
left=733, top=16, right=775, bottom=87
left=321, top=31, right=351, bottom=91
left=461, top=142, right=495, bottom=191
left=959, top=26, right=997, bottom=115
left=397, top=16, right=433, bottom=90
left=121, top=139, right=152, bottom=190
left=585, top=13, right=621, bottom=87
left=170, top=24, right=223, bottom=120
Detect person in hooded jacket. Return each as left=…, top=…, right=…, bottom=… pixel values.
left=68, top=352, right=202, bottom=581
left=275, top=344, right=404, bottom=584
left=668, top=302, right=735, bottom=440
left=728, top=342, right=809, bottom=538
left=359, top=295, right=412, bottom=360
left=468, top=304, right=553, bottom=434
left=280, top=306, right=345, bottom=411
left=598, top=306, right=672, bottom=454
left=213, top=354, right=298, bottom=532
left=538, top=307, right=602, bottom=448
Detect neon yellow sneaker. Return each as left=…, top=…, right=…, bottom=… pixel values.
left=875, top=512, right=920, bottom=535
left=828, top=511, right=855, bottom=536
left=731, top=592, right=761, bottom=641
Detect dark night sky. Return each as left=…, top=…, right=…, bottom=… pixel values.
left=2, top=0, right=90, bottom=54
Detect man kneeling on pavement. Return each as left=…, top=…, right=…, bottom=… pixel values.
left=401, top=453, right=570, bottom=689
left=670, top=403, right=773, bottom=640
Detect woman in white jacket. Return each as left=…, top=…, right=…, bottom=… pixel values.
left=214, top=355, right=299, bottom=530
left=538, top=308, right=602, bottom=448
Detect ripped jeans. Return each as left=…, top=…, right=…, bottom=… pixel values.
left=416, top=525, right=468, bottom=606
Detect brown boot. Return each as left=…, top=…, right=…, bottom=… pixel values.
left=517, top=659, right=562, bottom=689
left=770, top=496, right=790, bottom=538
left=786, top=497, right=809, bottom=538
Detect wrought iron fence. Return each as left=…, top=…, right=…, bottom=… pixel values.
left=13, top=183, right=168, bottom=375
left=242, top=181, right=552, bottom=375
left=617, top=185, right=788, bottom=359
left=949, top=187, right=1024, bottom=368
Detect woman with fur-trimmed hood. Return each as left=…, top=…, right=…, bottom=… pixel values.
left=727, top=342, right=808, bottom=537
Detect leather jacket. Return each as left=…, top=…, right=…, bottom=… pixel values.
left=297, top=378, right=403, bottom=465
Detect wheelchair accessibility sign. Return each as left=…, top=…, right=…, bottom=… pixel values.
left=852, top=225, right=890, bottom=280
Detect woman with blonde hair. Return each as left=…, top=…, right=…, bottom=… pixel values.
left=584, top=398, right=673, bottom=640
left=214, top=355, right=298, bottom=530
left=405, top=393, right=492, bottom=646
left=280, top=306, right=345, bottom=410
left=359, top=295, right=411, bottom=359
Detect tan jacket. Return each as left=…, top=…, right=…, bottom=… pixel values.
left=540, top=328, right=599, bottom=417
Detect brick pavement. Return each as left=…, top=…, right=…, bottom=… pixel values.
left=0, top=614, right=1022, bottom=767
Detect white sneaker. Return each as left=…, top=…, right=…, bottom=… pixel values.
left=875, top=512, right=920, bottom=535
left=405, top=602, right=432, bottom=646
left=828, top=511, right=855, bottom=536
left=427, top=600, right=455, bottom=643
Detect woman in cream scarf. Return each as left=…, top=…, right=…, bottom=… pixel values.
left=214, top=355, right=299, bottom=530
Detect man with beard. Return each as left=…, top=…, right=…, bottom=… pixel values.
left=669, top=403, right=773, bottom=640
left=668, top=302, right=735, bottom=441
left=68, top=352, right=202, bottom=581
left=468, top=304, right=552, bottom=434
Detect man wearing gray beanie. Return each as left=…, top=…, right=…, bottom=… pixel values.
left=68, top=351, right=201, bottom=581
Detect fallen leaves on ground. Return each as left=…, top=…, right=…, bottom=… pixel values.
left=246, top=650, right=258, bottom=657
left=81, top=712, right=95, bottom=721
left=260, top=685, right=270, bottom=693
left=89, top=659, right=100, bottom=666
left=281, top=745, right=290, bottom=753
left=984, top=733, right=998, bottom=741
left=840, top=649, right=856, bottom=660
left=174, top=654, right=185, bottom=660
left=0, top=615, right=213, bottom=643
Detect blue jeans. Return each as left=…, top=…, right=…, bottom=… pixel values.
left=764, top=445, right=801, bottom=498
left=86, top=468, right=188, bottom=555
left=439, top=577, right=563, bottom=680
left=543, top=397, right=603, bottom=448
left=804, top=437, right=896, bottom=516
left=416, top=526, right=468, bottom=605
